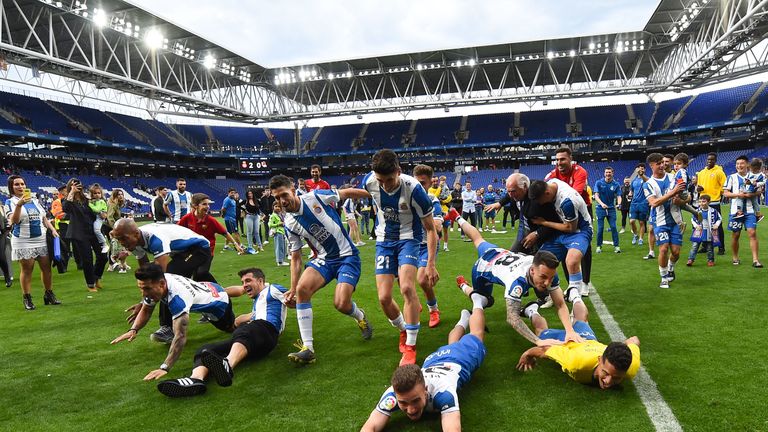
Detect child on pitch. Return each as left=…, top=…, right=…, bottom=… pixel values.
left=268, top=202, right=289, bottom=266
left=745, top=158, right=765, bottom=222
left=89, top=184, right=110, bottom=253
left=672, top=153, right=702, bottom=230
left=686, top=194, right=721, bottom=267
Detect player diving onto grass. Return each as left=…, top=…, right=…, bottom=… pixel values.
left=516, top=286, right=641, bottom=389
left=269, top=174, right=373, bottom=365
left=443, top=207, right=583, bottom=346
left=156, top=267, right=292, bottom=397
left=361, top=305, right=488, bottom=431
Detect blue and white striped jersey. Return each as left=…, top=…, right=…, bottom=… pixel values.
left=164, top=190, right=193, bottom=222
left=251, top=283, right=289, bottom=333
left=474, top=249, right=560, bottom=301
left=361, top=172, right=434, bottom=242
left=643, top=175, right=680, bottom=227
left=746, top=171, right=766, bottom=193
left=133, top=223, right=210, bottom=260
left=549, top=179, right=592, bottom=232
left=284, top=190, right=358, bottom=260
left=4, top=196, right=46, bottom=240
left=724, top=173, right=757, bottom=215
left=143, top=273, right=230, bottom=320
left=342, top=198, right=356, bottom=217
left=421, top=195, right=444, bottom=246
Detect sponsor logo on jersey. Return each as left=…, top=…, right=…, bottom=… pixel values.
left=308, top=223, right=331, bottom=242
left=383, top=207, right=400, bottom=222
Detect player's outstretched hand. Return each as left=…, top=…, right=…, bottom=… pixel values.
left=125, top=303, right=142, bottom=323
left=483, top=203, right=500, bottom=212
left=517, top=352, right=537, bottom=371
left=111, top=330, right=137, bottom=345
left=143, top=369, right=168, bottom=381
left=564, top=330, right=585, bottom=344
left=522, top=232, right=538, bottom=249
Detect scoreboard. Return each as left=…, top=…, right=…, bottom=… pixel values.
left=238, top=158, right=271, bottom=175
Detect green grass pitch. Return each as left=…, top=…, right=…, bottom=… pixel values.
left=0, top=216, right=766, bottom=431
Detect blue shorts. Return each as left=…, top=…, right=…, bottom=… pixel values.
left=417, top=243, right=439, bottom=268
left=654, top=224, right=683, bottom=246
left=539, top=230, right=592, bottom=261
left=224, top=219, right=238, bottom=234
left=629, top=203, right=649, bottom=221
left=470, top=241, right=502, bottom=296
left=484, top=210, right=496, bottom=219
left=728, top=213, right=757, bottom=232
left=306, top=255, right=361, bottom=287
left=375, top=239, right=420, bottom=275
left=539, top=321, right=597, bottom=341
left=443, top=219, right=451, bottom=228
left=423, top=334, right=486, bottom=389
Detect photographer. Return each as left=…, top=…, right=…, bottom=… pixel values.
left=62, top=178, right=108, bottom=292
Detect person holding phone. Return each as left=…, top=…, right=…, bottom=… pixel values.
left=62, top=178, right=109, bottom=292
left=3, top=174, right=60, bottom=310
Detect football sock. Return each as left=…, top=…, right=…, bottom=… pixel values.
left=658, top=266, right=668, bottom=279
left=346, top=301, right=365, bottom=321
left=405, top=324, right=420, bottom=346
left=389, top=314, right=406, bottom=331
left=456, top=309, right=471, bottom=330
left=668, top=260, right=677, bottom=272
left=459, top=282, right=472, bottom=297
left=457, top=217, right=467, bottom=227
left=427, top=299, right=438, bottom=312
left=568, top=272, right=583, bottom=289
left=296, top=302, right=314, bottom=351
left=470, top=292, right=488, bottom=309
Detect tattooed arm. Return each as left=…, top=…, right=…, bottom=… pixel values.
left=142, top=313, right=189, bottom=381
left=506, top=298, right=540, bottom=345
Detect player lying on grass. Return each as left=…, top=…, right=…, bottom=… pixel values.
left=157, top=267, right=293, bottom=397
left=111, top=263, right=235, bottom=381
left=361, top=303, right=488, bottom=431
left=443, top=207, right=582, bottom=346
left=516, top=287, right=641, bottom=389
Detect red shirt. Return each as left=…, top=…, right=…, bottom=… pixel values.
left=305, top=178, right=330, bottom=191
left=545, top=164, right=591, bottom=205
left=178, top=213, right=227, bottom=256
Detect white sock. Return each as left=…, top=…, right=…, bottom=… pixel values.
left=456, top=309, right=471, bottom=330
left=457, top=217, right=467, bottom=227
left=668, top=260, right=676, bottom=272
left=459, top=282, right=472, bottom=297
left=346, top=301, right=365, bottom=321
left=470, top=292, right=488, bottom=309
left=405, top=324, right=420, bottom=346
left=296, top=302, right=314, bottom=351
left=427, top=299, right=438, bottom=312
left=389, top=314, right=406, bottom=331
left=523, top=303, right=540, bottom=319
left=659, top=266, right=668, bottom=279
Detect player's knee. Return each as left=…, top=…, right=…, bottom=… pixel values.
left=333, top=296, right=351, bottom=312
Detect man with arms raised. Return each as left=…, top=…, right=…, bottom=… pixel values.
left=156, top=267, right=292, bottom=397
left=361, top=304, right=488, bottom=431
left=111, top=263, right=235, bottom=381
left=361, top=149, right=439, bottom=365
left=270, top=174, right=373, bottom=365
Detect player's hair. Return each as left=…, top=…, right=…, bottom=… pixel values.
left=663, top=153, right=674, bottom=161
left=635, top=163, right=644, bottom=169
left=238, top=267, right=265, bottom=281
left=6, top=174, right=23, bottom=194
left=57, top=185, right=67, bottom=192
left=176, top=178, right=186, bottom=183
left=391, top=364, right=425, bottom=393
left=412, top=164, right=434, bottom=178
left=750, top=158, right=763, bottom=169
left=371, top=149, right=400, bottom=175
left=269, top=174, right=295, bottom=190
left=155, top=186, right=166, bottom=192
left=673, top=153, right=689, bottom=165
left=602, top=342, right=633, bottom=373
left=555, top=147, right=572, bottom=157
left=228, top=188, right=236, bottom=193
left=310, top=164, right=321, bottom=172
left=134, top=263, right=165, bottom=282
left=528, top=180, right=549, bottom=200
left=533, top=250, right=560, bottom=269
left=707, top=152, right=717, bottom=158
left=699, top=194, right=711, bottom=202
left=646, top=153, right=663, bottom=164
left=605, top=166, right=614, bottom=172
left=736, top=155, right=749, bottom=163
left=191, top=193, right=210, bottom=206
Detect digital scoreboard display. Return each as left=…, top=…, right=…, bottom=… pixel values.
left=239, top=158, right=270, bottom=175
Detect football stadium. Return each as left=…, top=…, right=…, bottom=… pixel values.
left=1, top=0, right=767, bottom=430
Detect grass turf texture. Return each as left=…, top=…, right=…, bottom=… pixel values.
left=0, top=216, right=766, bottom=431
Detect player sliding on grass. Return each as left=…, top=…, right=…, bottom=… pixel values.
left=516, top=286, right=641, bottom=389
left=362, top=149, right=439, bottom=366
left=269, top=174, right=373, bottom=365
left=412, top=164, right=444, bottom=328
left=443, top=207, right=582, bottom=346
left=157, top=267, right=292, bottom=397
left=361, top=305, right=488, bottom=431
left=111, top=263, right=235, bottom=381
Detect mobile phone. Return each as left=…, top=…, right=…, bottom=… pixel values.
left=23, top=188, right=31, bottom=200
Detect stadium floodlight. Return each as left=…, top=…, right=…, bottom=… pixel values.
left=345, top=71, right=352, bottom=78
left=328, top=73, right=334, bottom=80
left=547, top=52, right=554, bottom=59
left=203, top=54, right=216, bottom=69
left=569, top=50, right=576, bottom=57
left=144, top=29, right=164, bottom=50
left=468, top=59, right=476, bottom=67
left=589, top=43, right=596, bottom=50
left=55, top=1, right=62, bottom=7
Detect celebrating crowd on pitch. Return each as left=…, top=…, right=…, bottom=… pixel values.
left=3, top=147, right=765, bottom=431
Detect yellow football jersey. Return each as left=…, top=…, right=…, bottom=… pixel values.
left=545, top=341, right=641, bottom=385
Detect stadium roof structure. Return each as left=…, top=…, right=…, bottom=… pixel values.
left=0, top=0, right=767, bottom=123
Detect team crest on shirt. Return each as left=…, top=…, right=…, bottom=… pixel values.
left=382, top=395, right=397, bottom=410
left=313, top=205, right=322, bottom=214
left=400, top=203, right=409, bottom=211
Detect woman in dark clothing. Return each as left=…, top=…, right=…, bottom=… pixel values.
left=243, top=189, right=263, bottom=254
left=259, top=189, right=275, bottom=244
left=62, top=178, right=108, bottom=292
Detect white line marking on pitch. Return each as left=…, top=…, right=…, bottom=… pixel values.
left=589, top=286, right=684, bottom=432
